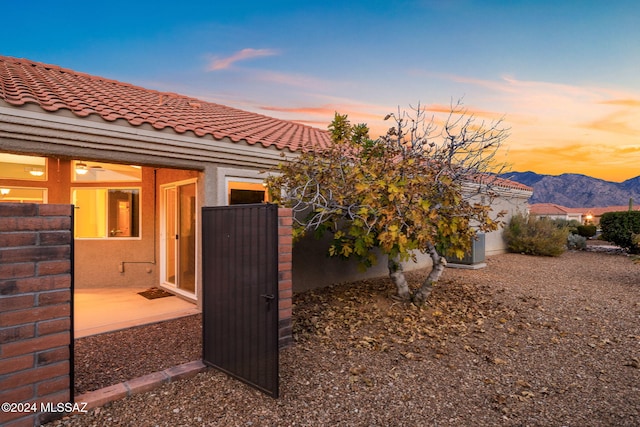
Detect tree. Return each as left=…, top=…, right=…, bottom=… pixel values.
left=600, top=210, right=640, bottom=254
left=267, top=102, right=509, bottom=304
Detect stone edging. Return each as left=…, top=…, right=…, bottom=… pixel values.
left=73, top=360, right=206, bottom=412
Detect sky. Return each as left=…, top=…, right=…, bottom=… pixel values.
left=2, top=0, right=639, bottom=182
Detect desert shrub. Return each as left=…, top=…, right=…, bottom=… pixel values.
left=576, top=224, right=597, bottom=238
left=600, top=211, right=640, bottom=254
left=551, top=218, right=578, bottom=228
left=567, top=233, right=587, bottom=250
left=552, top=218, right=581, bottom=235
left=504, top=213, right=569, bottom=256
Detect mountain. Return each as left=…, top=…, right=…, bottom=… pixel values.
left=499, top=171, right=640, bottom=208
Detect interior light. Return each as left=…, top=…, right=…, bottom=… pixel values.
left=75, top=162, right=89, bottom=175
left=0, top=188, right=10, bottom=196
left=26, top=167, right=45, bottom=177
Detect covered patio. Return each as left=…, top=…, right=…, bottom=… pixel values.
left=74, top=288, right=200, bottom=338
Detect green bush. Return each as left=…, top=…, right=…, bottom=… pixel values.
left=552, top=218, right=581, bottom=235
left=600, top=211, right=640, bottom=254
left=576, top=224, right=597, bottom=238
left=504, top=213, right=569, bottom=256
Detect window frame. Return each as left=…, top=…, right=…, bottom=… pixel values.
left=226, top=178, right=269, bottom=205
left=72, top=186, right=142, bottom=240
left=0, top=186, right=48, bottom=203
left=0, top=154, right=47, bottom=181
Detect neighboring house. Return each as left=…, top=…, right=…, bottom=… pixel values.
left=529, top=203, right=640, bottom=226
left=529, top=203, right=584, bottom=223
left=0, top=55, right=532, bottom=298
left=582, top=205, right=640, bottom=226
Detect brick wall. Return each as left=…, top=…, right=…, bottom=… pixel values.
left=277, top=208, right=293, bottom=348
left=0, top=203, right=73, bottom=427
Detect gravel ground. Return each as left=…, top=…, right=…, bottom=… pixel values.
left=49, top=249, right=639, bottom=426
left=74, top=314, right=202, bottom=394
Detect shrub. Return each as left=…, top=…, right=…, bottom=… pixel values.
left=567, top=233, right=587, bottom=250
left=504, top=213, right=569, bottom=256
left=600, top=211, right=640, bottom=254
left=576, top=224, right=597, bottom=238
left=552, top=218, right=581, bottom=235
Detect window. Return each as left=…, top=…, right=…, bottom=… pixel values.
left=0, top=153, right=46, bottom=181
left=72, top=188, right=140, bottom=238
left=0, top=187, right=47, bottom=203
left=227, top=180, right=269, bottom=205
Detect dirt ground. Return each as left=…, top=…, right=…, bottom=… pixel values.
left=51, top=249, right=639, bottom=426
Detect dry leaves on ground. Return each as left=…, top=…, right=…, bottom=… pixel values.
left=50, top=250, right=639, bottom=427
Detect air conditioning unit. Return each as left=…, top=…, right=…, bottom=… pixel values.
left=448, top=233, right=486, bottom=268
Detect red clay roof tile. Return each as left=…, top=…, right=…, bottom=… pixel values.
left=0, top=55, right=331, bottom=152
left=469, top=174, right=533, bottom=192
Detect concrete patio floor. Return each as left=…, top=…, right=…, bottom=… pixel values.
left=74, top=288, right=201, bottom=338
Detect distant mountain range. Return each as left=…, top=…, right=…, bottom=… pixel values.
left=499, top=171, right=640, bottom=208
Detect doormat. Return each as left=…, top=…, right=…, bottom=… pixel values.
left=138, top=287, right=175, bottom=300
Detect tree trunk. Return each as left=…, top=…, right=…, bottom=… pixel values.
left=388, top=256, right=410, bottom=300
left=413, top=242, right=447, bottom=304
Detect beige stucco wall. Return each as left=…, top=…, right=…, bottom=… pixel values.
left=292, top=233, right=432, bottom=292
left=481, top=189, right=532, bottom=256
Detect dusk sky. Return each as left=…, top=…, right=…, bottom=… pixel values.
left=3, top=1, right=639, bottom=182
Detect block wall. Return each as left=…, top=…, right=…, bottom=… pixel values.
left=277, top=208, right=293, bottom=348
left=0, top=203, right=73, bottom=427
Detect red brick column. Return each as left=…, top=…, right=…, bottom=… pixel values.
left=277, top=208, right=293, bottom=348
left=0, top=204, right=73, bottom=427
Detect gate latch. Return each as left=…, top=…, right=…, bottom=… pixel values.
left=260, top=294, right=275, bottom=301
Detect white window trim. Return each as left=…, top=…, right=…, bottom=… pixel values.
left=216, top=167, right=270, bottom=206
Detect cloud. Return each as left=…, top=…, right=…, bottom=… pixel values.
left=582, top=112, right=639, bottom=136
left=250, top=70, right=331, bottom=90
left=424, top=103, right=506, bottom=121
left=256, top=103, right=391, bottom=135
left=207, top=48, right=279, bottom=71
left=599, top=98, right=640, bottom=107
left=428, top=72, right=640, bottom=145
left=260, top=105, right=339, bottom=117
left=615, top=145, right=640, bottom=154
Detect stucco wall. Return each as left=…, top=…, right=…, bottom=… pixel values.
left=292, top=233, right=432, bottom=292
left=483, top=193, right=530, bottom=256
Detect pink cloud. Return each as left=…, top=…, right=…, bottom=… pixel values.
left=207, top=48, right=279, bottom=71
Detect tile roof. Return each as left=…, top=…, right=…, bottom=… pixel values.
left=469, top=174, right=533, bottom=192
left=585, top=205, right=640, bottom=216
left=529, top=203, right=575, bottom=215
left=0, top=56, right=331, bottom=152
left=530, top=203, right=640, bottom=216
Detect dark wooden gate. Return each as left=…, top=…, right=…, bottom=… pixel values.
left=201, top=203, right=279, bottom=398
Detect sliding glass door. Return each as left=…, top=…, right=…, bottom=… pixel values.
left=162, top=180, right=196, bottom=296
